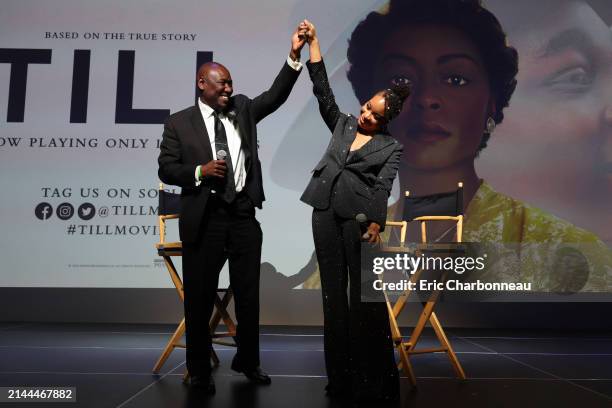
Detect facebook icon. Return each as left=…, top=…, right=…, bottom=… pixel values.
left=35, top=203, right=53, bottom=220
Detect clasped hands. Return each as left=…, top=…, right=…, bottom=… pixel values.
left=290, top=19, right=317, bottom=61
left=200, top=19, right=380, bottom=243
left=199, top=20, right=316, bottom=179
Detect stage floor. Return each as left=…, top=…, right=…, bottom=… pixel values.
left=0, top=323, right=610, bottom=407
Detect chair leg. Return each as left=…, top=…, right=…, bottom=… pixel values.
left=210, top=345, right=220, bottom=367
left=393, top=268, right=421, bottom=318
left=386, top=291, right=418, bottom=386
left=209, top=290, right=237, bottom=367
left=155, top=288, right=236, bottom=374
left=212, top=290, right=236, bottom=337
left=397, top=343, right=417, bottom=386
left=163, top=256, right=184, bottom=301
left=430, top=312, right=466, bottom=380
left=222, top=290, right=237, bottom=336
left=153, top=318, right=186, bottom=373
left=407, top=300, right=437, bottom=351
left=209, top=296, right=223, bottom=333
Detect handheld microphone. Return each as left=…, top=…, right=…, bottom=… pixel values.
left=215, top=150, right=228, bottom=183
left=217, top=149, right=227, bottom=161
left=356, top=213, right=370, bottom=240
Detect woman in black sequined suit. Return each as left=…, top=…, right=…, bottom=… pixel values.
left=298, top=21, right=409, bottom=402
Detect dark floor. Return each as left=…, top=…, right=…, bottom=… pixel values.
left=0, top=322, right=610, bottom=408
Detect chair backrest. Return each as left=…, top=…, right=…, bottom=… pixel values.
left=158, top=183, right=181, bottom=245
left=159, top=184, right=181, bottom=216
left=402, top=182, right=464, bottom=244
left=403, top=183, right=464, bottom=221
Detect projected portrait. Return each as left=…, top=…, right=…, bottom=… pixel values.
left=285, top=0, right=611, bottom=292
left=481, top=0, right=612, bottom=245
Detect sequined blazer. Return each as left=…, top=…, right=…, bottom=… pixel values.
left=299, top=60, right=403, bottom=230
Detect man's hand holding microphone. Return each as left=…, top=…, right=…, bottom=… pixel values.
left=200, top=158, right=226, bottom=179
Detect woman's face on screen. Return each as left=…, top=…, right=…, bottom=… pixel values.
left=480, top=1, right=612, bottom=241
left=374, top=24, right=494, bottom=170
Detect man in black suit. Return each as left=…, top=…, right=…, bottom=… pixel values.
left=158, top=25, right=307, bottom=394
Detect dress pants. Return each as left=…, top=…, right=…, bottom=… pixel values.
left=312, top=206, right=399, bottom=398
left=182, top=192, right=262, bottom=377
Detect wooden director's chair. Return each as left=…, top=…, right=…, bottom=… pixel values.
left=153, top=183, right=237, bottom=376
left=384, top=182, right=467, bottom=386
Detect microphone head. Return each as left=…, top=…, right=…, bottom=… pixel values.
left=356, top=213, right=368, bottom=223
left=217, top=149, right=227, bottom=161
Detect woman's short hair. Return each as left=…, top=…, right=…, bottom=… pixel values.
left=347, top=0, right=519, bottom=151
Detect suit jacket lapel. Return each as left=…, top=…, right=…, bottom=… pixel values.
left=341, top=116, right=357, bottom=162
left=223, top=97, right=252, bottom=170
left=347, top=134, right=394, bottom=163
left=234, top=108, right=252, bottom=162
left=190, top=105, right=214, bottom=162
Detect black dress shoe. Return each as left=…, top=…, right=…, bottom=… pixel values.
left=243, top=367, right=272, bottom=385
left=231, top=361, right=272, bottom=385
left=183, top=375, right=216, bottom=395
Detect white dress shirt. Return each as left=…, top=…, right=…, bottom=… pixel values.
left=197, top=99, right=246, bottom=192
left=195, top=56, right=303, bottom=190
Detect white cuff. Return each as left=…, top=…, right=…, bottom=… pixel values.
left=286, top=55, right=303, bottom=71
left=195, top=165, right=201, bottom=186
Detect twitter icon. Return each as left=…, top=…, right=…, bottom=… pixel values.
left=78, top=203, right=96, bottom=221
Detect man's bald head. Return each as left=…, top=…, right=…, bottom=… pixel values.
left=197, top=62, right=233, bottom=112
left=197, top=62, right=230, bottom=81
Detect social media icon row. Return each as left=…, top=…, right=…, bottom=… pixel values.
left=35, top=202, right=96, bottom=221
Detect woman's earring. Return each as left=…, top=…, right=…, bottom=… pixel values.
left=485, top=117, right=496, bottom=134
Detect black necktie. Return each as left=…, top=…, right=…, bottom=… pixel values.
left=213, top=112, right=236, bottom=203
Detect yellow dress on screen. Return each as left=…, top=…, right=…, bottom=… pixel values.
left=302, top=181, right=611, bottom=292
